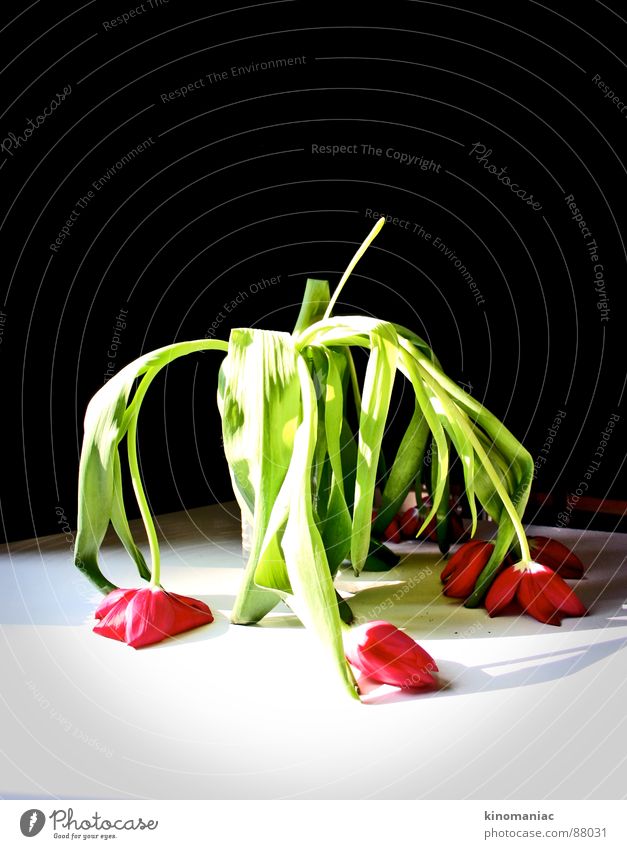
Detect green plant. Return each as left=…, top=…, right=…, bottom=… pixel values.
left=75, top=218, right=536, bottom=698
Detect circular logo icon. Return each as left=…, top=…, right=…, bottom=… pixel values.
left=19, top=809, right=45, bottom=837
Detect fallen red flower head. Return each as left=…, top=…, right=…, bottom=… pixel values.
left=94, top=586, right=214, bottom=648
left=528, top=536, right=585, bottom=579
left=345, top=620, right=438, bottom=688
left=485, top=562, right=586, bottom=626
left=397, top=506, right=467, bottom=544
left=441, top=540, right=495, bottom=598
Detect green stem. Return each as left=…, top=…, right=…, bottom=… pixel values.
left=126, top=372, right=162, bottom=587
left=324, top=218, right=385, bottom=319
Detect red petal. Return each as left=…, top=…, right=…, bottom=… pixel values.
left=532, top=569, right=587, bottom=618
left=94, top=587, right=137, bottom=620
left=485, top=567, right=523, bottom=615
left=354, top=649, right=437, bottom=688
left=397, top=507, right=420, bottom=539
left=167, top=591, right=214, bottom=634
left=383, top=517, right=401, bottom=544
left=93, top=600, right=133, bottom=642
left=124, top=589, right=175, bottom=647
left=529, top=537, right=585, bottom=578
left=93, top=587, right=213, bottom=648
left=443, top=542, right=494, bottom=598
left=441, top=540, right=487, bottom=582
left=345, top=621, right=438, bottom=688
left=517, top=573, right=562, bottom=625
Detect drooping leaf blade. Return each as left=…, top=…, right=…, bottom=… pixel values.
left=397, top=347, right=449, bottom=538
left=293, top=278, right=331, bottom=333
left=372, top=398, right=430, bottom=536
left=350, top=322, right=398, bottom=575
left=75, top=339, right=228, bottom=592
left=220, top=329, right=302, bottom=624
left=281, top=354, right=359, bottom=699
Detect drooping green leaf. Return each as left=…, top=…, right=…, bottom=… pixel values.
left=318, top=349, right=352, bottom=575
left=339, top=415, right=358, bottom=509
left=110, top=450, right=150, bottom=582
left=372, top=398, right=430, bottom=536
left=363, top=537, right=401, bottom=572
left=75, top=339, right=228, bottom=593
left=430, top=435, right=451, bottom=554
left=407, top=343, right=533, bottom=507
left=293, top=278, right=331, bottom=333
left=280, top=354, right=359, bottom=699
left=220, top=329, right=301, bottom=624
left=397, top=347, right=449, bottom=538
left=350, top=322, right=399, bottom=575
left=415, top=367, right=479, bottom=539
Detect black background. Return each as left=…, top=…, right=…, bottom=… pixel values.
left=1, top=0, right=625, bottom=543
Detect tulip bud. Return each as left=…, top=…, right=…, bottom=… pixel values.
left=485, top=561, right=586, bottom=625
left=94, top=586, right=213, bottom=648
left=398, top=507, right=421, bottom=538
left=344, top=620, right=438, bottom=688
left=383, top=516, right=402, bottom=543
left=528, top=536, right=585, bottom=579
left=441, top=540, right=495, bottom=598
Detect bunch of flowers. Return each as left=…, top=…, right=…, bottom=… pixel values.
left=75, top=219, right=586, bottom=699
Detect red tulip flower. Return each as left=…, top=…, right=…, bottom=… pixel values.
left=485, top=562, right=587, bottom=625
left=441, top=540, right=495, bottom=598
left=397, top=506, right=467, bottom=544
left=93, top=586, right=214, bottom=648
left=528, top=536, right=585, bottom=579
left=398, top=507, right=421, bottom=538
left=345, top=620, right=438, bottom=688
left=382, top=516, right=402, bottom=543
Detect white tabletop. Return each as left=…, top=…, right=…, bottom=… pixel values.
left=1, top=502, right=626, bottom=799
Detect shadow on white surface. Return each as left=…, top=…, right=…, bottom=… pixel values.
left=360, top=636, right=627, bottom=705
